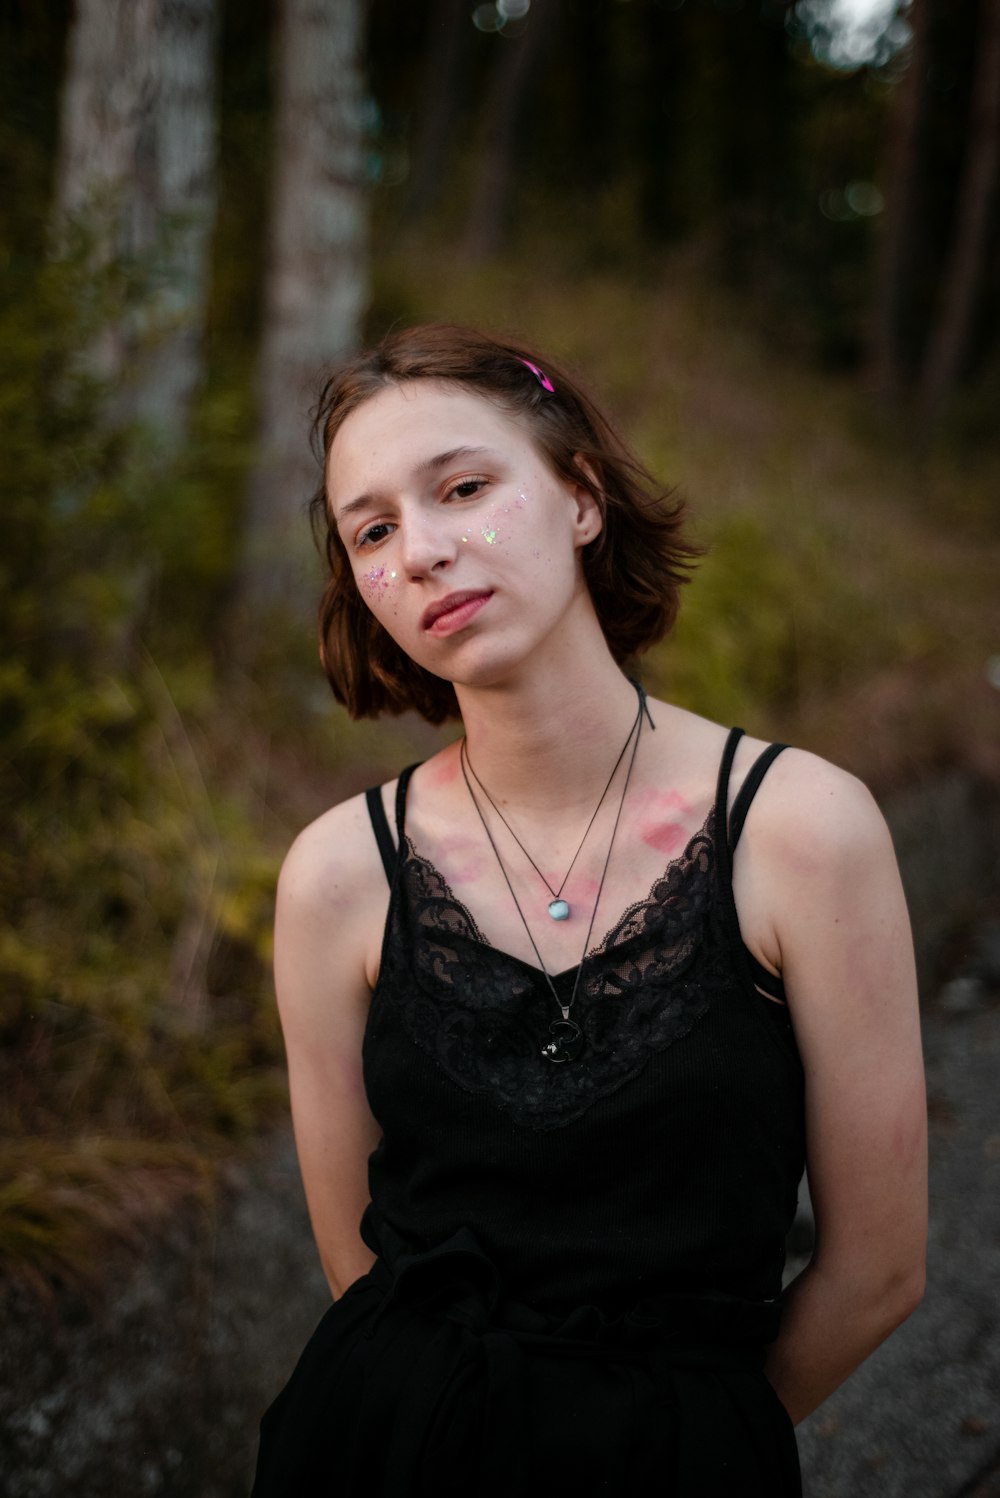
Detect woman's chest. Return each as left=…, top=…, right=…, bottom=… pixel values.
left=401, top=799, right=718, bottom=978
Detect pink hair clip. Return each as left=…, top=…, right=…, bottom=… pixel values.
left=516, top=357, right=555, bottom=394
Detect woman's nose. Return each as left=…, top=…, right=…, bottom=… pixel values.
left=399, top=513, right=456, bottom=576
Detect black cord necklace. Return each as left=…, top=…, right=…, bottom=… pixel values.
left=459, top=682, right=650, bottom=1064
left=462, top=700, right=640, bottom=922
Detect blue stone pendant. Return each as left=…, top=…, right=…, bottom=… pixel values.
left=548, top=899, right=570, bottom=921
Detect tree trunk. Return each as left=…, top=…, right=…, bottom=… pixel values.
left=55, top=0, right=159, bottom=235
left=240, top=0, right=368, bottom=616
left=918, top=0, right=1000, bottom=423
left=868, top=0, right=935, bottom=405
left=461, top=0, right=562, bottom=262
left=54, top=0, right=219, bottom=439
left=54, top=0, right=159, bottom=388
left=137, top=0, right=220, bottom=435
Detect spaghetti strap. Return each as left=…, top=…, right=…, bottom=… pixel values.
left=395, top=764, right=419, bottom=843
left=713, top=727, right=744, bottom=853
left=365, top=786, right=397, bottom=886
left=729, top=743, right=787, bottom=853
left=365, top=764, right=421, bottom=888
left=713, top=729, right=791, bottom=1008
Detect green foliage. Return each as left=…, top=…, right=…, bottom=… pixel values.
left=653, top=507, right=907, bottom=729
left=0, top=238, right=284, bottom=1291
left=0, top=645, right=287, bottom=1289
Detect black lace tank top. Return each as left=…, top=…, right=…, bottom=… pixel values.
left=358, top=728, right=805, bottom=1313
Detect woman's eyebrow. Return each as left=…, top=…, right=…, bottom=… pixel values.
left=419, top=444, right=494, bottom=474
left=335, top=447, right=496, bottom=523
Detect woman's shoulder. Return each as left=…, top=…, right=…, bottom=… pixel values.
left=727, top=735, right=892, bottom=883
left=649, top=699, right=887, bottom=860
left=743, top=743, right=884, bottom=855
left=277, top=780, right=400, bottom=925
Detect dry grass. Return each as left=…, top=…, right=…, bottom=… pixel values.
left=0, top=1137, right=217, bottom=1301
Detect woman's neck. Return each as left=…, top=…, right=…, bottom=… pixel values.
left=454, top=658, right=645, bottom=818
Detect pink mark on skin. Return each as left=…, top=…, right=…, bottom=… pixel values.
left=643, top=822, right=686, bottom=856
left=556, top=875, right=603, bottom=908
left=434, top=835, right=491, bottom=885
left=638, top=791, right=692, bottom=855
left=426, top=753, right=461, bottom=787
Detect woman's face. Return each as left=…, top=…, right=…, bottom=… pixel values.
left=326, top=380, right=602, bottom=688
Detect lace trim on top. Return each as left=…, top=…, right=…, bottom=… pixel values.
left=376, top=809, right=733, bottom=1130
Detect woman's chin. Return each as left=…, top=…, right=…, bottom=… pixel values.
left=423, top=642, right=532, bottom=696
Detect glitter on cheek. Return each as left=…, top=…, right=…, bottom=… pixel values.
left=360, top=565, right=385, bottom=597
left=482, top=527, right=497, bottom=545
left=359, top=563, right=403, bottom=608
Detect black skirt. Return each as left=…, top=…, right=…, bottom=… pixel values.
left=251, top=1227, right=801, bottom=1498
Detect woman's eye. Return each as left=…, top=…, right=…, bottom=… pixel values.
left=446, top=477, right=488, bottom=502
left=357, top=521, right=393, bottom=548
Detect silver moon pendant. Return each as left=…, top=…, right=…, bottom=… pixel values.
left=541, top=1018, right=584, bottom=1064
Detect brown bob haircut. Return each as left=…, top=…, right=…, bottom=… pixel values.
left=311, top=323, right=701, bottom=724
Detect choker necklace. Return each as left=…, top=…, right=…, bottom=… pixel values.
left=459, top=681, right=651, bottom=1065
left=462, top=681, right=652, bottom=921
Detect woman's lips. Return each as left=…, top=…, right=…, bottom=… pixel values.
left=422, top=590, right=492, bottom=636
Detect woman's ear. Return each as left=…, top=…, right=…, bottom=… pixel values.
left=568, top=455, right=605, bottom=547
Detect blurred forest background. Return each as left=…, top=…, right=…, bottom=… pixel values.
left=2, top=0, right=999, bottom=1299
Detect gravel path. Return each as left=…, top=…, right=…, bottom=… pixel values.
left=797, top=997, right=1000, bottom=1497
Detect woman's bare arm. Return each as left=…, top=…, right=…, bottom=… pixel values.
left=273, top=792, right=390, bottom=1299
left=742, top=753, right=927, bottom=1424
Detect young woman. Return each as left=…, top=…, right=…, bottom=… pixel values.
left=251, top=325, right=927, bottom=1497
